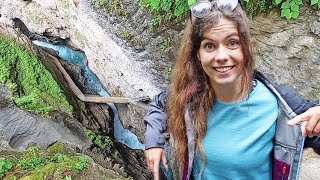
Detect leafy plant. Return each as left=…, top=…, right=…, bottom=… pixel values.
left=140, top=0, right=320, bottom=24
left=0, top=157, right=14, bottom=177
left=75, top=157, right=87, bottom=172
left=274, top=0, right=302, bottom=19
left=140, top=0, right=192, bottom=28
left=18, top=146, right=43, bottom=170
left=84, top=128, right=113, bottom=149
left=159, top=36, right=172, bottom=53
left=241, top=0, right=275, bottom=16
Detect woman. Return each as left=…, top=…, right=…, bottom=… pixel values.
left=144, top=1, right=320, bottom=180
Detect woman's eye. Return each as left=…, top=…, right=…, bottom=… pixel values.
left=228, top=40, right=239, bottom=49
left=204, top=43, right=214, bottom=50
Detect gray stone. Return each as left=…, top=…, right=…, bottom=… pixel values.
left=0, top=83, right=92, bottom=151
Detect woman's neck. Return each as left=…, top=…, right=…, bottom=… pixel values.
left=212, top=80, right=249, bottom=103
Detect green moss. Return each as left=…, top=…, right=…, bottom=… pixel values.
left=95, top=0, right=128, bottom=16
left=113, top=0, right=128, bottom=16
left=46, top=141, right=66, bottom=154
left=74, top=30, right=87, bottom=45
left=3, top=175, right=18, bottom=180
left=59, top=0, right=70, bottom=8
left=39, top=163, right=56, bottom=176
left=165, top=63, right=173, bottom=81
left=0, top=36, right=73, bottom=115
left=0, top=143, right=88, bottom=179
left=119, top=29, right=141, bottom=46
left=20, top=172, right=44, bottom=180
left=111, top=177, right=134, bottom=180
left=28, top=13, right=45, bottom=25
left=159, top=36, right=172, bottom=53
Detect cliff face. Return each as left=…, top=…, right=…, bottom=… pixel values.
left=0, top=23, right=153, bottom=179
left=0, top=0, right=320, bottom=179
left=252, top=9, right=320, bottom=99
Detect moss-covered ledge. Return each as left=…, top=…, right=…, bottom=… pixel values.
left=0, top=33, right=72, bottom=116
left=0, top=142, right=124, bottom=180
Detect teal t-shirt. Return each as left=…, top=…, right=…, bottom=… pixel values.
left=193, top=80, right=278, bottom=180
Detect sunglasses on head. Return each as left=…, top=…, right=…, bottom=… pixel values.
left=190, top=0, right=238, bottom=18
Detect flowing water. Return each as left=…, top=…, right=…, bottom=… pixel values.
left=33, top=40, right=144, bottom=150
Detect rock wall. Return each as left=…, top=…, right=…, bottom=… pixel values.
left=251, top=8, right=320, bottom=99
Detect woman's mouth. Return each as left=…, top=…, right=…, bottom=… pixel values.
left=214, top=66, right=234, bottom=73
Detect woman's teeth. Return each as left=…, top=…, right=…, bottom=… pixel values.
left=214, top=66, right=232, bottom=72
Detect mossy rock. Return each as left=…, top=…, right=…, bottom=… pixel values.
left=20, top=172, right=44, bottom=180
left=46, top=141, right=67, bottom=154
left=0, top=142, right=124, bottom=179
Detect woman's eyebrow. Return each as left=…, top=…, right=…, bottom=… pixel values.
left=201, top=33, right=239, bottom=41
left=225, top=32, right=240, bottom=38
left=201, top=37, right=215, bottom=41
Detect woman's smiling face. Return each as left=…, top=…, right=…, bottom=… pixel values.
left=197, top=17, right=244, bottom=90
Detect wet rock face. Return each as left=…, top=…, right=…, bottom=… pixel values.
left=0, top=83, right=92, bottom=151
left=60, top=60, right=112, bottom=135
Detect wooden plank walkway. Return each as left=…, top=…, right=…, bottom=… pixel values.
left=51, top=55, right=150, bottom=109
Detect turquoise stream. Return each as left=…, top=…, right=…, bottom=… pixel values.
left=33, top=40, right=144, bottom=150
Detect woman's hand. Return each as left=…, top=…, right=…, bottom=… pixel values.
left=145, top=147, right=168, bottom=180
left=288, top=106, right=320, bottom=137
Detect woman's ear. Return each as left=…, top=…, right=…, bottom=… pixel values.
left=197, top=51, right=201, bottom=61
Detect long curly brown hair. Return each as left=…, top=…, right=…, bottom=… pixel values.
left=167, top=4, right=255, bottom=171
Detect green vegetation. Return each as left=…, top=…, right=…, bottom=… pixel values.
left=111, top=178, right=134, bottom=180
left=0, top=142, right=87, bottom=179
left=139, top=0, right=192, bottom=28
left=242, top=0, right=314, bottom=20
left=0, top=36, right=73, bottom=115
left=0, top=157, right=14, bottom=177
left=159, top=36, right=172, bottom=53
left=165, top=64, right=173, bottom=81
left=241, top=0, right=275, bottom=17
left=59, top=0, right=70, bottom=9
left=139, top=0, right=320, bottom=26
left=119, top=29, right=142, bottom=46
left=84, top=128, right=113, bottom=149
left=95, top=0, right=129, bottom=16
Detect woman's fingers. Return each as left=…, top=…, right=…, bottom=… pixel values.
left=145, top=148, right=165, bottom=180
left=161, top=151, right=168, bottom=169
left=288, top=106, right=320, bottom=137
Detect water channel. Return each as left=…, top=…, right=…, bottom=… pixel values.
left=33, top=40, right=144, bottom=150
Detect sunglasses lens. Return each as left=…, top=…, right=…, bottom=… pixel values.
left=217, top=0, right=238, bottom=11
left=191, top=2, right=212, bottom=18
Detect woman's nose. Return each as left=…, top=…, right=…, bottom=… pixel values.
left=215, top=46, right=229, bottom=62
